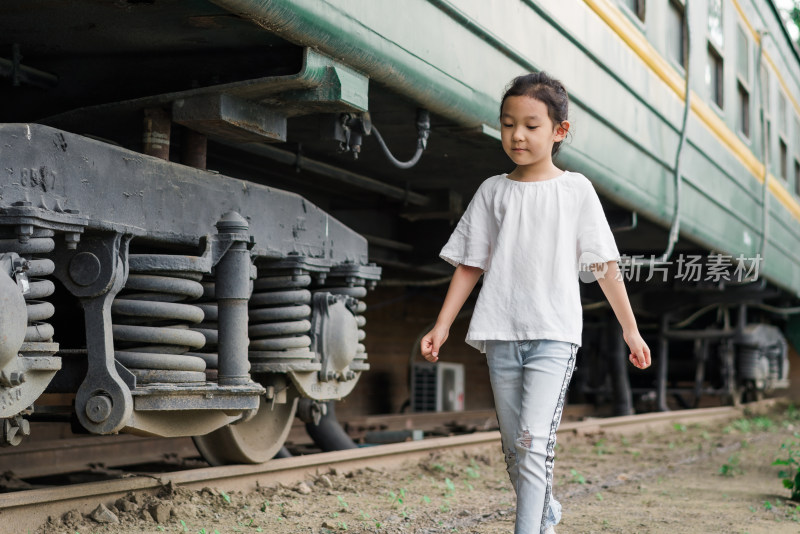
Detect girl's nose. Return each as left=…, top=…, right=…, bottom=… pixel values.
left=512, top=127, right=525, bottom=141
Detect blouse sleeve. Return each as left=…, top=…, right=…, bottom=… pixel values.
left=576, top=182, right=620, bottom=263
left=439, top=184, right=493, bottom=271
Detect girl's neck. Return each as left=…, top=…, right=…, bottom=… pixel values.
left=507, top=163, right=563, bottom=182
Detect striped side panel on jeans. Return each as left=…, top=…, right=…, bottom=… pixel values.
left=539, top=343, right=577, bottom=532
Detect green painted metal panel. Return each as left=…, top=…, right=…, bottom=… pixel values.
left=217, top=0, right=800, bottom=296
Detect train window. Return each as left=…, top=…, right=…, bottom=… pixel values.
left=737, top=25, right=750, bottom=80
left=621, top=0, right=646, bottom=21
left=760, top=64, right=770, bottom=111
left=667, top=0, right=687, bottom=69
left=707, top=44, right=724, bottom=109
left=738, top=82, right=750, bottom=138
left=794, top=116, right=800, bottom=159
left=708, top=0, right=723, bottom=49
left=779, top=93, right=787, bottom=135
left=795, top=160, right=800, bottom=196
left=736, top=25, right=750, bottom=138
left=780, top=139, right=788, bottom=180
left=760, top=65, right=771, bottom=169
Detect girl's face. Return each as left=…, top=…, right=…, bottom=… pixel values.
left=500, top=96, right=568, bottom=172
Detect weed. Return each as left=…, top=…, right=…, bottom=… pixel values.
left=388, top=488, right=406, bottom=507
left=444, top=478, right=456, bottom=496
left=337, top=495, right=349, bottom=510
left=593, top=439, right=611, bottom=456
left=673, top=423, right=687, bottom=433
left=764, top=500, right=773, bottom=511
left=595, top=492, right=604, bottom=501
left=570, top=469, right=586, bottom=485
left=752, top=416, right=774, bottom=431
left=221, top=491, right=231, bottom=504
left=772, top=431, right=800, bottom=501
left=719, top=453, right=744, bottom=477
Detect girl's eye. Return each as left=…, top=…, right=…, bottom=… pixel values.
left=527, top=126, right=538, bottom=130
left=501, top=123, right=513, bottom=128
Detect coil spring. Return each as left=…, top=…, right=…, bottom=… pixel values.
left=187, top=276, right=219, bottom=370
left=248, top=270, right=314, bottom=361
left=112, top=256, right=207, bottom=384
left=322, top=284, right=368, bottom=370
left=0, top=232, right=56, bottom=352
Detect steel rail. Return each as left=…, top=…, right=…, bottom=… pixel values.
left=0, top=402, right=766, bottom=532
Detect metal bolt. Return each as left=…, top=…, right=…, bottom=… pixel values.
left=68, top=252, right=101, bottom=286
left=9, top=372, right=25, bottom=386
left=64, top=232, right=81, bottom=249
left=85, top=395, right=113, bottom=423
left=15, top=224, right=33, bottom=244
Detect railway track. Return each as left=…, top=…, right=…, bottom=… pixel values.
left=0, top=401, right=774, bottom=532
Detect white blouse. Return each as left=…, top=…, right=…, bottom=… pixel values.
left=439, top=171, right=620, bottom=352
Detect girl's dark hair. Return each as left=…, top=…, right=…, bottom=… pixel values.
left=500, top=71, right=569, bottom=156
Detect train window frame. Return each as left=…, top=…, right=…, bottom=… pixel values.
left=780, top=138, right=788, bottom=181
left=666, top=0, right=687, bottom=71
left=779, top=93, right=788, bottom=181
left=794, top=116, right=800, bottom=173
left=735, top=24, right=751, bottom=141
left=795, top=159, right=800, bottom=197
left=760, top=64, right=772, bottom=172
left=707, top=43, right=724, bottom=111
left=779, top=93, right=788, bottom=137
left=737, top=81, right=751, bottom=139
left=707, top=0, right=724, bottom=50
left=618, top=0, right=646, bottom=23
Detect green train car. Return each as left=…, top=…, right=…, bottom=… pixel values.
left=0, top=0, right=797, bottom=460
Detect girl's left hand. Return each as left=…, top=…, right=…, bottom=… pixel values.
left=623, top=330, right=651, bottom=369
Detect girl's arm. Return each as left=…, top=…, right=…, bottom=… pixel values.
left=595, top=261, right=651, bottom=369
left=421, top=264, right=484, bottom=362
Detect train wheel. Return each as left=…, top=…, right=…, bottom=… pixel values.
left=193, top=395, right=298, bottom=465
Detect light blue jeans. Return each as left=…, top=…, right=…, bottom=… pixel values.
left=486, top=340, right=577, bottom=534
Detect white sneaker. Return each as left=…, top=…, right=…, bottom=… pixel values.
left=543, top=526, right=557, bottom=534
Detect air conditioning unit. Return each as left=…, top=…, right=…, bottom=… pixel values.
left=411, top=362, right=464, bottom=412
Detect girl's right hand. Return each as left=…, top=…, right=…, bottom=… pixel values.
left=421, top=326, right=449, bottom=362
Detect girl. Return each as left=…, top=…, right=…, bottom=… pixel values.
left=420, top=72, right=651, bottom=534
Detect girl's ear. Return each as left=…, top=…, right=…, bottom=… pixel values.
left=554, top=120, right=570, bottom=142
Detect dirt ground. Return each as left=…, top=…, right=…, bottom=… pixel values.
left=40, top=403, right=800, bottom=534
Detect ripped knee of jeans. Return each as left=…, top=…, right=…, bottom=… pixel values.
left=517, top=428, right=532, bottom=450
left=503, top=444, right=516, bottom=467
